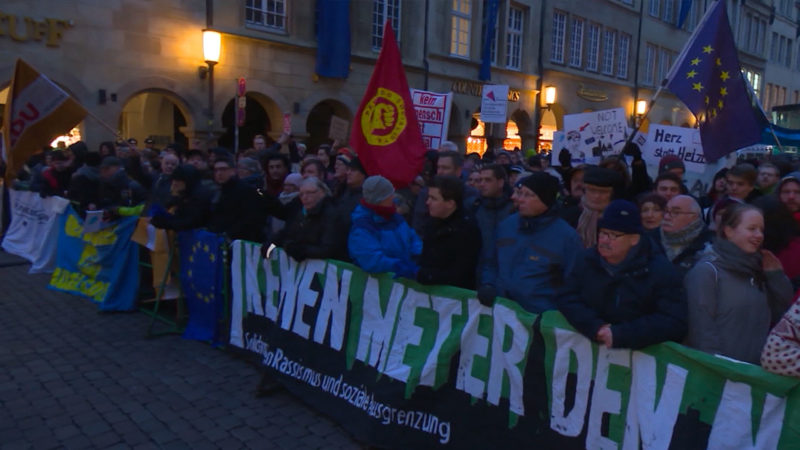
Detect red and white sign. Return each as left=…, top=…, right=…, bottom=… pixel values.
left=410, top=89, right=452, bottom=150
left=480, top=85, right=509, bottom=124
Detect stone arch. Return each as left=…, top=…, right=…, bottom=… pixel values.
left=218, top=92, right=275, bottom=150
left=115, top=76, right=201, bottom=128
left=304, top=98, right=354, bottom=151
left=118, top=89, right=194, bottom=150
left=510, top=109, right=535, bottom=151
left=224, top=79, right=291, bottom=139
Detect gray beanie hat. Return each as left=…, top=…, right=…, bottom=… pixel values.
left=362, top=175, right=395, bottom=205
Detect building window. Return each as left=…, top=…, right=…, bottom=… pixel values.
left=586, top=23, right=600, bottom=71
left=779, top=35, right=787, bottom=65
left=649, top=0, right=660, bottom=17
left=662, top=0, right=675, bottom=24
left=481, top=0, right=498, bottom=65
left=505, top=6, right=524, bottom=70
left=450, top=0, right=472, bottom=58
left=568, top=17, right=584, bottom=68
left=786, top=39, right=793, bottom=67
left=551, top=11, right=567, bottom=63
left=601, top=29, right=616, bottom=75
left=643, top=43, right=656, bottom=85
left=617, top=33, right=630, bottom=79
left=658, top=48, right=672, bottom=83
left=771, top=32, right=779, bottom=61
left=744, top=69, right=762, bottom=100
left=372, top=0, right=401, bottom=50
left=245, top=0, right=287, bottom=31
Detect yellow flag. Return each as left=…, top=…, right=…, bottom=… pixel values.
left=3, top=59, right=87, bottom=179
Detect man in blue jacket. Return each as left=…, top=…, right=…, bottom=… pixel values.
left=558, top=200, right=688, bottom=349
left=348, top=175, right=422, bottom=279
left=479, top=172, right=583, bottom=313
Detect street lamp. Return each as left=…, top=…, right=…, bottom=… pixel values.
left=544, top=86, right=557, bottom=109
left=200, top=30, right=221, bottom=146
left=634, top=99, right=647, bottom=126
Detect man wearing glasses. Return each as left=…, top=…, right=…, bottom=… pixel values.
left=656, top=195, right=712, bottom=278
left=559, top=200, right=687, bottom=349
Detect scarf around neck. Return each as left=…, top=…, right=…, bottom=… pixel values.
left=577, top=197, right=603, bottom=248
left=708, top=237, right=765, bottom=288
left=660, top=217, right=705, bottom=261
left=360, top=198, right=396, bottom=220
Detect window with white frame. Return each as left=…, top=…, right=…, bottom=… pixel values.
left=644, top=43, right=656, bottom=85
left=601, top=29, right=616, bottom=75
left=551, top=11, right=567, bottom=63
left=617, top=33, right=630, bottom=79
left=372, top=0, right=401, bottom=50
left=771, top=32, right=779, bottom=61
left=245, top=0, right=287, bottom=31
left=568, top=17, right=584, bottom=68
left=658, top=48, right=672, bottom=82
left=481, top=0, right=498, bottom=65
left=505, top=6, right=523, bottom=70
left=586, top=23, right=600, bottom=71
left=786, top=39, right=793, bottom=67
left=649, top=0, right=660, bottom=17
left=450, top=0, right=472, bottom=58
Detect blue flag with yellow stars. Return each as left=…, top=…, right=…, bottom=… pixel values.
left=665, top=0, right=765, bottom=162
left=178, top=230, right=225, bottom=342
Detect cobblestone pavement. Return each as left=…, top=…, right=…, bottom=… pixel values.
left=0, top=251, right=361, bottom=449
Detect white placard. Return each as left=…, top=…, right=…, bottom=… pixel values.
left=410, top=89, right=452, bottom=150
left=480, top=85, right=509, bottom=124
left=563, top=108, right=629, bottom=164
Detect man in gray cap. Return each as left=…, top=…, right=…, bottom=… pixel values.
left=348, top=175, right=422, bottom=279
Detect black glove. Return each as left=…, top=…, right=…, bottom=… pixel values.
left=622, top=142, right=642, bottom=160
left=284, top=242, right=306, bottom=262
left=476, top=285, right=497, bottom=307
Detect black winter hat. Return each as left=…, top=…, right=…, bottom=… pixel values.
left=583, top=166, right=624, bottom=188
left=517, top=172, right=559, bottom=208
left=598, top=200, right=643, bottom=235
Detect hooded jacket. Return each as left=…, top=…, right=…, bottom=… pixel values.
left=348, top=203, right=422, bottom=274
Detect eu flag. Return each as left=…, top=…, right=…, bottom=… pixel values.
left=178, top=230, right=225, bottom=342
left=665, top=0, right=765, bottom=162
left=479, top=0, right=499, bottom=81
left=315, top=0, right=351, bottom=78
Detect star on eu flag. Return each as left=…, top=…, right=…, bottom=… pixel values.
left=691, top=57, right=701, bottom=65
left=720, top=71, right=730, bottom=81
left=693, top=82, right=704, bottom=92
left=687, top=70, right=698, bottom=79
left=703, top=45, right=714, bottom=54
left=720, top=87, right=728, bottom=96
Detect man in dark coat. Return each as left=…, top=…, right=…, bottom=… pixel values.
left=150, top=164, right=212, bottom=231
left=336, top=156, right=367, bottom=230
left=412, top=151, right=478, bottom=235
left=558, top=200, right=688, bottom=349
left=655, top=195, right=712, bottom=278
left=470, top=164, right=513, bottom=282
left=207, top=155, right=268, bottom=242
left=69, top=150, right=103, bottom=214
left=97, top=156, right=147, bottom=209
left=417, top=175, right=482, bottom=289
left=272, top=177, right=347, bottom=261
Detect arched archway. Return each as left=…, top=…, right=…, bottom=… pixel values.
left=119, top=90, right=192, bottom=149
left=305, top=99, right=353, bottom=151
left=510, top=109, right=535, bottom=151
left=218, top=92, right=276, bottom=151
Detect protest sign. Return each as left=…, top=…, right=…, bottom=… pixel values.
left=642, top=124, right=708, bottom=173
left=480, top=85, right=509, bottom=123
left=49, top=206, right=139, bottom=311
left=229, top=241, right=800, bottom=449
left=410, top=89, right=452, bottom=150
left=329, top=116, right=350, bottom=142
left=1, top=189, right=69, bottom=273
left=563, top=108, right=629, bottom=164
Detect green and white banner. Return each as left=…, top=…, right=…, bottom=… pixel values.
left=229, top=240, right=800, bottom=448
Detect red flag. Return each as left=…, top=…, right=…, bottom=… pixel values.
left=3, top=59, right=88, bottom=179
left=350, top=21, right=426, bottom=188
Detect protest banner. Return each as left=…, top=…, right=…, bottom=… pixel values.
left=642, top=124, right=708, bottom=173
left=480, top=85, right=509, bottom=123
left=48, top=206, right=139, bottom=311
left=229, top=241, right=800, bottom=449
left=328, top=116, right=349, bottom=142
left=1, top=189, right=69, bottom=273
left=563, top=108, right=629, bottom=164
left=410, top=89, right=452, bottom=150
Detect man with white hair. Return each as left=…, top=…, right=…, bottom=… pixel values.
left=656, top=195, right=712, bottom=278
left=438, top=140, right=459, bottom=153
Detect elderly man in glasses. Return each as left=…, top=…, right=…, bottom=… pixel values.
left=559, top=200, right=687, bottom=350
left=656, top=195, right=712, bottom=278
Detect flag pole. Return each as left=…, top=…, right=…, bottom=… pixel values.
left=767, top=123, right=785, bottom=153
left=83, top=109, right=121, bottom=139
left=625, top=83, right=667, bottom=147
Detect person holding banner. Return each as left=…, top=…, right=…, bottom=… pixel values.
left=479, top=172, right=582, bottom=313
left=559, top=200, right=688, bottom=349
left=685, top=204, right=793, bottom=364
left=149, top=164, right=212, bottom=231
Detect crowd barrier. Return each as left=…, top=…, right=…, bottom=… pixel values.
left=229, top=240, right=800, bottom=449
left=3, top=188, right=800, bottom=448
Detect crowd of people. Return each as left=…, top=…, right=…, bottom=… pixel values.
left=5, top=134, right=800, bottom=376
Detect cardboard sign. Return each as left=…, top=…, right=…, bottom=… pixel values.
left=563, top=108, right=629, bottom=164
left=480, top=85, right=509, bottom=124
left=642, top=124, right=707, bottom=173
left=410, top=89, right=453, bottom=150
left=329, top=116, right=350, bottom=141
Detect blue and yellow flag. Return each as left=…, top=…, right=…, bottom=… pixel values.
left=178, top=230, right=225, bottom=342
left=665, top=0, right=765, bottom=162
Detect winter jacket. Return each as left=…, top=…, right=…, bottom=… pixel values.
left=653, top=226, right=714, bottom=279
left=481, top=211, right=583, bottom=313
left=417, top=209, right=482, bottom=289
left=149, top=173, right=174, bottom=209
left=207, top=177, right=268, bottom=242
left=150, top=166, right=212, bottom=231
left=558, top=237, right=688, bottom=349
left=39, top=167, right=73, bottom=198
left=273, top=197, right=347, bottom=261
left=685, top=243, right=794, bottom=364
left=336, top=186, right=363, bottom=231
left=470, top=194, right=514, bottom=283
left=348, top=203, right=422, bottom=275
left=68, top=165, right=102, bottom=214
left=97, top=169, right=147, bottom=209
left=412, top=184, right=479, bottom=236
